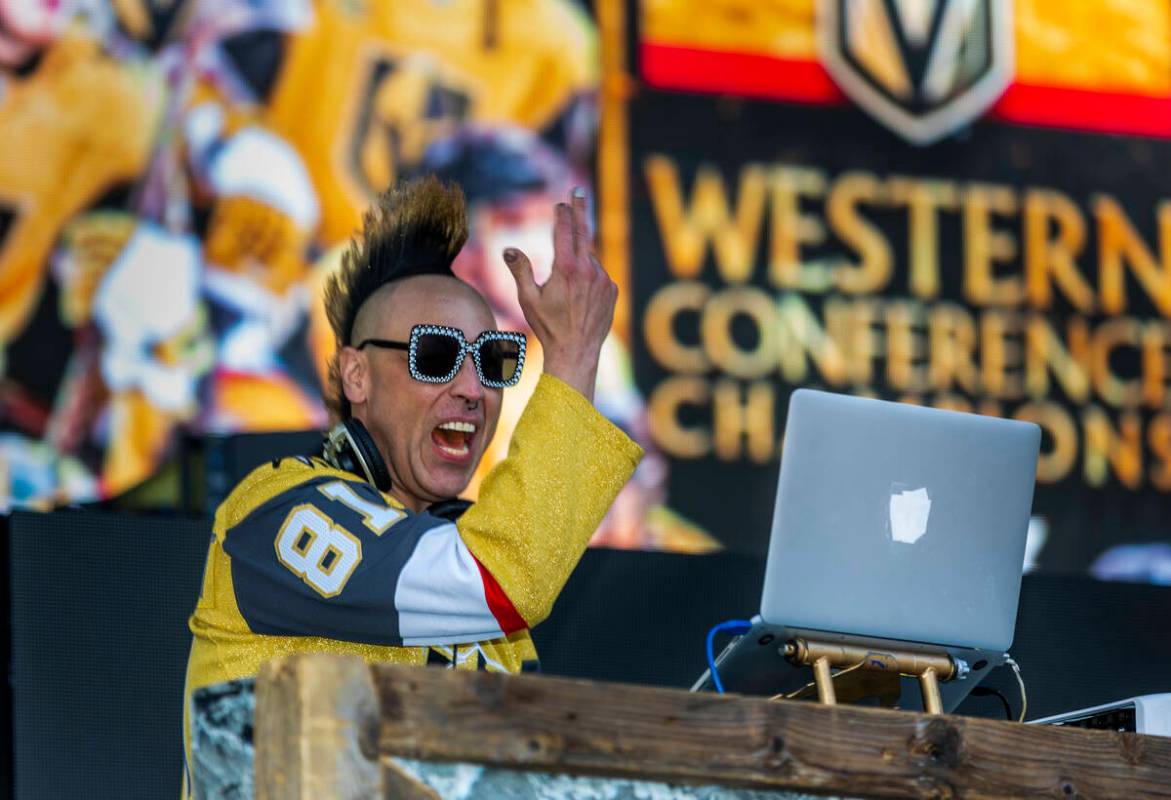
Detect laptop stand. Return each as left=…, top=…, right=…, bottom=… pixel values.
left=692, top=618, right=1001, bottom=715
left=783, top=636, right=967, bottom=714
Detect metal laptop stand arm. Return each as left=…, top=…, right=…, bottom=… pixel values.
left=785, top=637, right=969, bottom=714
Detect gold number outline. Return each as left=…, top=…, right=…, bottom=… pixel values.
left=274, top=503, right=363, bottom=598
left=317, top=480, right=405, bottom=535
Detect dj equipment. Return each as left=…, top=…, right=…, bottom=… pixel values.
left=761, top=389, right=1040, bottom=654
left=700, top=390, right=1041, bottom=713
left=1031, top=694, right=1171, bottom=736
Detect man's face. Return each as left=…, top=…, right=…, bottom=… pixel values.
left=349, top=275, right=503, bottom=512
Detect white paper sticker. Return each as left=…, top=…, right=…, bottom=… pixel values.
left=890, top=486, right=931, bottom=544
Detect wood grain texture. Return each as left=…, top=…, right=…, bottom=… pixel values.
left=370, top=661, right=1171, bottom=799
left=381, top=758, right=443, bottom=800
left=254, top=655, right=381, bottom=800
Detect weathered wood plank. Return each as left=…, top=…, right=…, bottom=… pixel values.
left=254, top=655, right=381, bottom=800
left=371, top=661, right=1171, bottom=799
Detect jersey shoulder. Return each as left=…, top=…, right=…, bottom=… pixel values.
left=214, top=456, right=403, bottom=539
left=215, top=458, right=465, bottom=642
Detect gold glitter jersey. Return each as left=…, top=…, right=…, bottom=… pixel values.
left=183, top=374, right=642, bottom=795
left=263, top=0, right=597, bottom=242
left=0, top=33, right=161, bottom=344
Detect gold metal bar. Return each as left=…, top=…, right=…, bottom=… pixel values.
left=784, top=637, right=957, bottom=711
left=787, top=638, right=955, bottom=680
left=812, top=656, right=836, bottom=705
left=919, top=667, right=943, bottom=715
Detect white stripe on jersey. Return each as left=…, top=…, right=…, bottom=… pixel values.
left=395, top=522, right=505, bottom=646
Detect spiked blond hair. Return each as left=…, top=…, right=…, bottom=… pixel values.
left=323, top=176, right=469, bottom=419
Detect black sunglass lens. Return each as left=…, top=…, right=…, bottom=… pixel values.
left=480, top=340, right=521, bottom=384
left=414, top=333, right=461, bottom=379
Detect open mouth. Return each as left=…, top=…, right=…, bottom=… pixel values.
left=431, top=421, right=477, bottom=460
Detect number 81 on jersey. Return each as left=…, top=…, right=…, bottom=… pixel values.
left=275, top=503, right=363, bottom=597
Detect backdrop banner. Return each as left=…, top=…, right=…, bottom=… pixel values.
left=3, top=1, right=1171, bottom=578
left=597, top=0, right=1171, bottom=575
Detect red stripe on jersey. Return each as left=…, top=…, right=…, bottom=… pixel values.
left=474, top=557, right=528, bottom=634
left=641, top=43, right=844, bottom=105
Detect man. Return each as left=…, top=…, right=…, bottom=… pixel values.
left=183, top=176, right=642, bottom=793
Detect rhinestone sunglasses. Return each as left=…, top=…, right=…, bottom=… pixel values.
left=357, top=324, right=527, bottom=388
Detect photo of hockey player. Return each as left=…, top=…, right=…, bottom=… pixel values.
left=261, top=0, right=598, bottom=244
left=122, top=0, right=326, bottom=438
left=0, top=0, right=165, bottom=507
left=0, top=0, right=710, bottom=553
left=40, top=1, right=318, bottom=497
left=2, top=0, right=319, bottom=505
left=0, top=0, right=606, bottom=509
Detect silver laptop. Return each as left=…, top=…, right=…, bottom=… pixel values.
left=694, top=389, right=1040, bottom=708
left=762, top=389, right=1040, bottom=653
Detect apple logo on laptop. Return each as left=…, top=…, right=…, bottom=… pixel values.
left=889, top=485, right=931, bottom=544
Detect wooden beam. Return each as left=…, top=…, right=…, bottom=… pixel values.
left=253, top=654, right=1171, bottom=799
left=370, top=660, right=1171, bottom=799
left=254, top=655, right=382, bottom=800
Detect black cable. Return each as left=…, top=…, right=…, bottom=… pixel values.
left=970, top=686, right=1013, bottom=721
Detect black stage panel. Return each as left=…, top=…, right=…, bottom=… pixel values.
left=1000, top=572, right=1171, bottom=719
left=534, top=549, right=1171, bottom=720
left=534, top=549, right=765, bottom=688
left=5, top=509, right=1171, bottom=797
left=8, top=510, right=209, bottom=800
left=182, top=430, right=322, bottom=514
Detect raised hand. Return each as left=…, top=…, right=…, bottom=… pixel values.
left=503, top=187, right=617, bottom=402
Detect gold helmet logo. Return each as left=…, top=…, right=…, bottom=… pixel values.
left=818, top=0, right=1014, bottom=145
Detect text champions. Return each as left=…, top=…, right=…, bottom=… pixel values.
left=641, top=156, right=1171, bottom=491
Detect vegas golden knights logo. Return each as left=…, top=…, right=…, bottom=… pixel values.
left=818, top=0, right=1013, bottom=145
left=348, top=56, right=472, bottom=199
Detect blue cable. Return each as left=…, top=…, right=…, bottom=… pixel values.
left=705, top=619, right=753, bottom=694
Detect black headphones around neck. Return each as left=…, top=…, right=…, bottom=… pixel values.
left=321, top=418, right=392, bottom=492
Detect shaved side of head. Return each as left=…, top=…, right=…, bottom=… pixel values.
left=350, top=275, right=494, bottom=347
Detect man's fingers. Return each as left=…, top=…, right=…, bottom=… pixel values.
left=589, top=251, right=610, bottom=278
left=570, top=187, right=589, bottom=257
left=552, top=202, right=575, bottom=267
left=502, top=247, right=539, bottom=304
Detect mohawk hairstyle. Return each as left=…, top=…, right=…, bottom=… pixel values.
left=324, top=176, right=469, bottom=420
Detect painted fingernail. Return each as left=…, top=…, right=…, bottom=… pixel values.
left=503, top=248, right=518, bottom=264
left=573, top=186, right=586, bottom=199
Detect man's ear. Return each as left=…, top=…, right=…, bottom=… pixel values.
left=338, top=346, right=368, bottom=406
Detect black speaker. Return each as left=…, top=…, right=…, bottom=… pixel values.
left=181, top=430, right=323, bottom=514
left=8, top=510, right=209, bottom=799
left=980, top=572, right=1171, bottom=719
